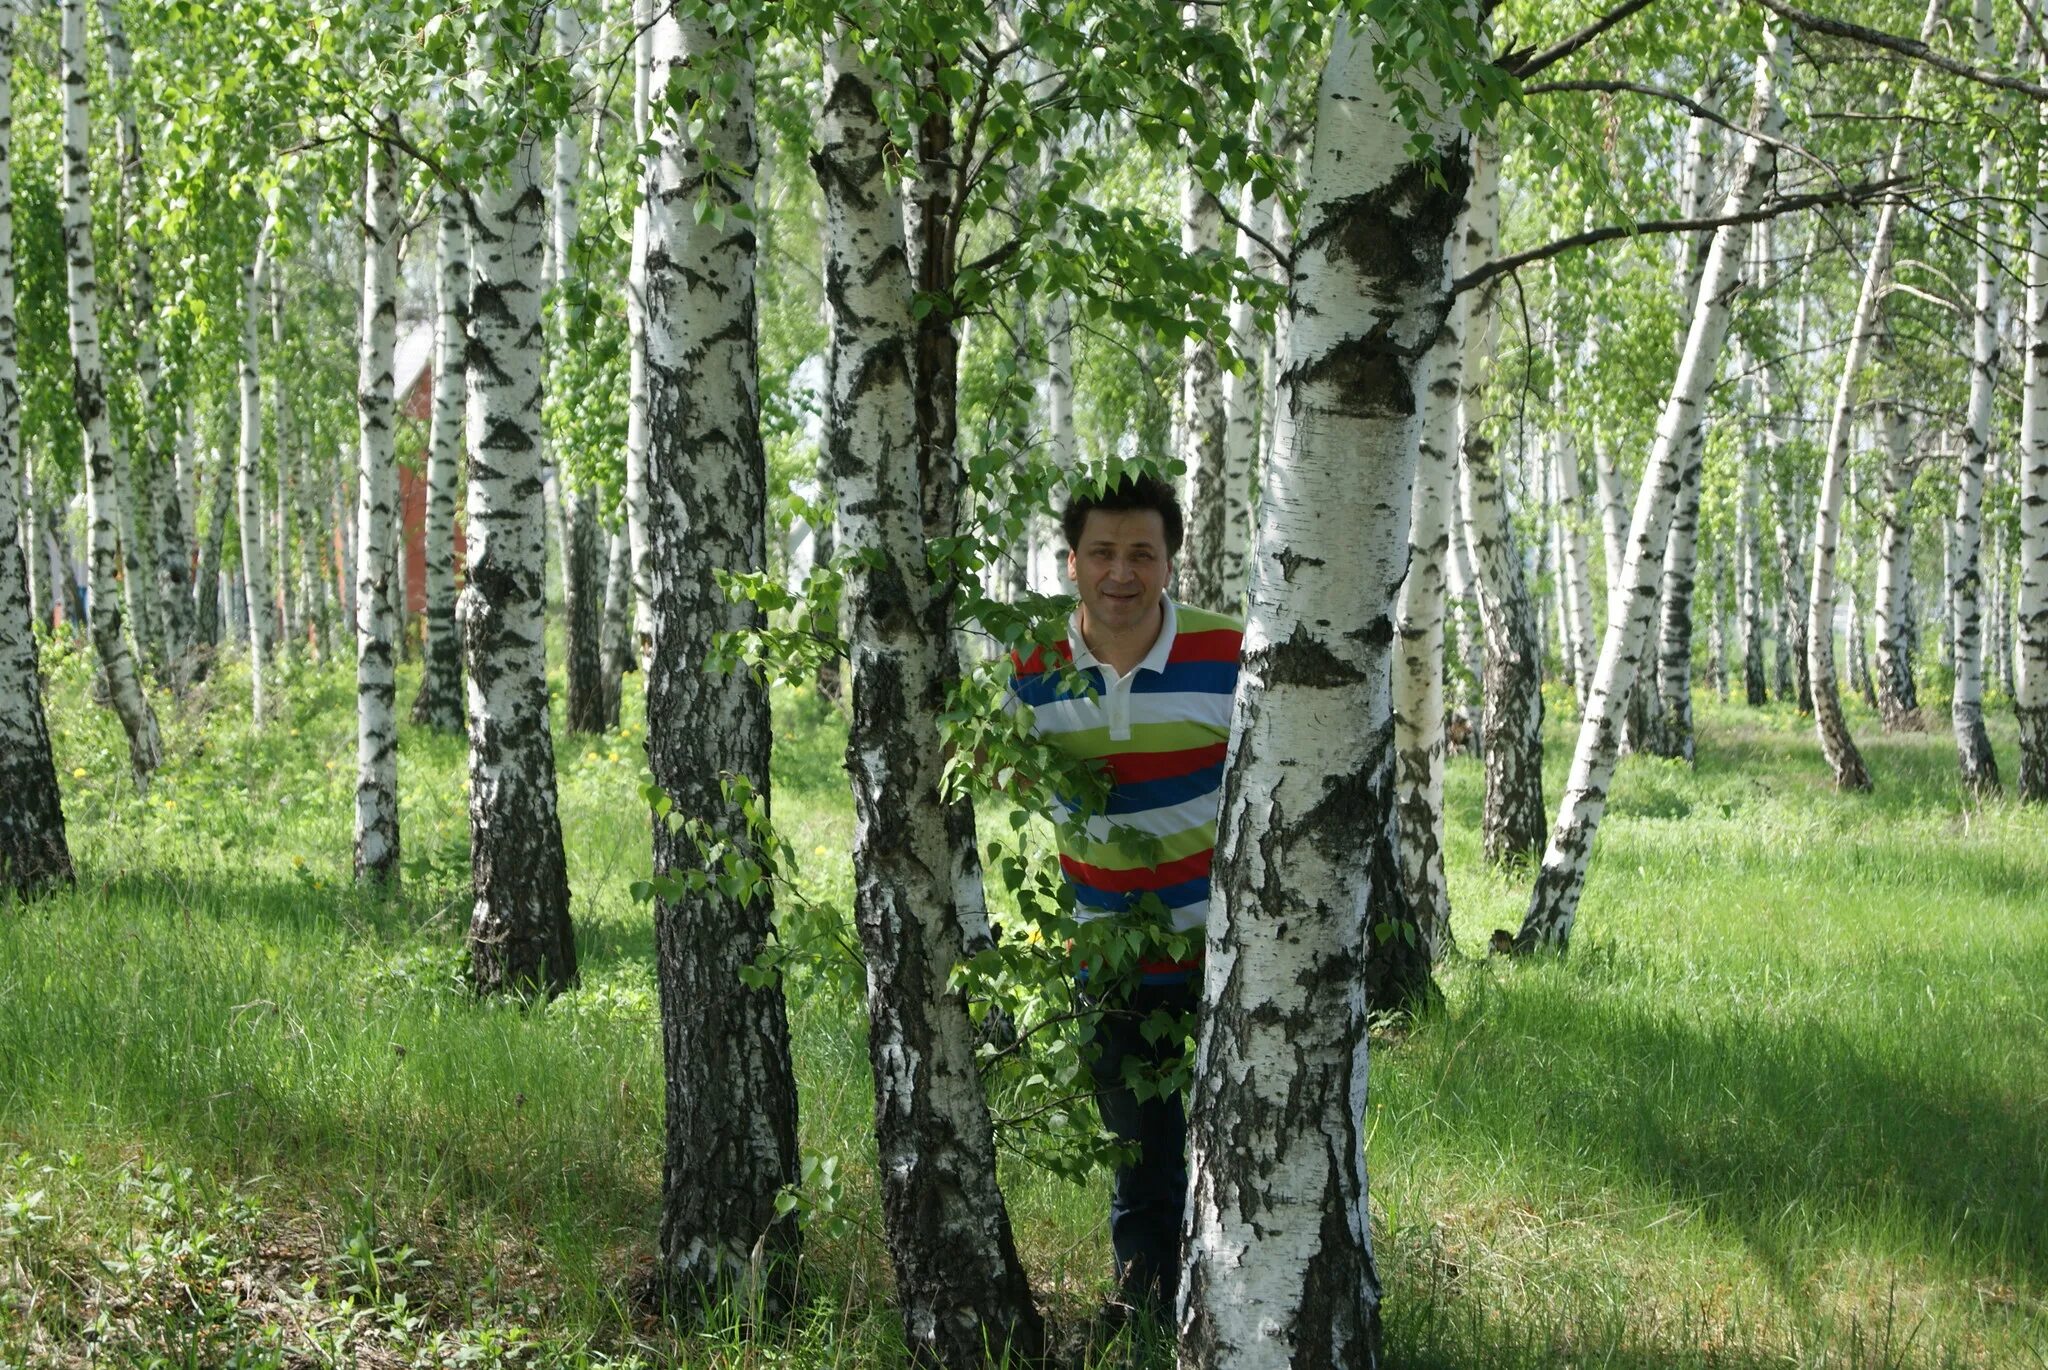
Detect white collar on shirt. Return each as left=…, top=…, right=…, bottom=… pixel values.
left=1066, top=594, right=1179, bottom=684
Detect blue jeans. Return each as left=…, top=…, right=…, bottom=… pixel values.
left=1084, top=976, right=1197, bottom=1310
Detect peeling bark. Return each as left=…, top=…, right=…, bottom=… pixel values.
left=412, top=190, right=466, bottom=732
left=1178, top=18, right=1464, bottom=1367
left=815, top=42, right=1040, bottom=1363
left=353, top=116, right=401, bottom=886
left=1872, top=402, right=1919, bottom=730
left=460, top=24, right=577, bottom=997
left=642, top=9, right=801, bottom=1311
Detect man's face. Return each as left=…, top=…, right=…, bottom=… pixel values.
left=1067, top=508, right=1172, bottom=634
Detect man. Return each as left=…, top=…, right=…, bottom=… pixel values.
left=1005, top=472, right=1241, bottom=1317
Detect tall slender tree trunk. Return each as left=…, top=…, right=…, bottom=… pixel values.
left=461, top=18, right=577, bottom=996
left=98, top=0, right=191, bottom=690
left=623, top=0, right=655, bottom=672
left=1519, top=24, right=1785, bottom=951
left=1954, top=0, right=2004, bottom=791
left=412, top=190, right=466, bottom=731
left=0, top=0, right=71, bottom=894
left=1178, top=21, right=1462, bottom=1365
left=59, top=0, right=159, bottom=784
left=597, top=524, right=628, bottom=727
left=196, top=437, right=230, bottom=651
left=641, top=8, right=801, bottom=1308
left=353, top=118, right=401, bottom=886
left=1395, top=317, right=1461, bottom=962
left=237, top=226, right=275, bottom=726
left=1873, top=401, right=1919, bottom=729
left=1806, top=0, right=1940, bottom=793
left=552, top=7, right=605, bottom=737
left=1650, top=383, right=1711, bottom=762
left=1176, top=21, right=1227, bottom=613
left=1547, top=283, right=1594, bottom=706
left=1738, top=327, right=1767, bottom=706
left=2017, top=67, right=2048, bottom=802
left=904, top=64, right=995, bottom=976
left=815, top=43, right=1041, bottom=1360
left=1456, top=137, right=1544, bottom=863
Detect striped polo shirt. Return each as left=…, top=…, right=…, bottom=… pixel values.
left=1007, top=597, right=1243, bottom=982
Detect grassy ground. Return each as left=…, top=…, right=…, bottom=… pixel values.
left=2, top=633, right=2043, bottom=1368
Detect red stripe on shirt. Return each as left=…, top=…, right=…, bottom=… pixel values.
left=1170, top=627, right=1243, bottom=664
left=1061, top=847, right=1214, bottom=894
left=1103, top=740, right=1229, bottom=784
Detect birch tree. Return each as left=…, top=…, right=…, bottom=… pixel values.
left=59, top=0, right=160, bottom=784
left=551, top=5, right=604, bottom=737
left=461, top=8, right=577, bottom=996
left=1871, top=399, right=1918, bottom=730
left=640, top=5, right=802, bottom=1310
left=237, top=227, right=275, bottom=726
left=1518, top=23, right=1786, bottom=951
left=1178, top=14, right=1466, bottom=1365
left=1394, top=318, right=1462, bottom=962
left=411, top=189, right=465, bottom=732
left=353, top=118, right=401, bottom=886
left=1455, top=135, right=1544, bottom=863
left=2019, top=66, right=2048, bottom=802
left=1803, top=0, right=1943, bottom=794
left=812, top=36, right=1041, bottom=1362
left=1953, top=0, right=2004, bottom=791
left=0, top=0, right=71, bottom=896
left=623, top=0, right=655, bottom=670
left=96, top=0, right=194, bottom=691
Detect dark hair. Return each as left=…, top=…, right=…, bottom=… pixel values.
left=1061, top=473, right=1184, bottom=557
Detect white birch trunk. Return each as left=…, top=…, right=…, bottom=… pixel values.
left=412, top=190, right=466, bottom=731
left=60, top=0, right=159, bottom=784
left=460, top=40, right=577, bottom=996
left=1177, top=127, right=1227, bottom=610
left=1872, top=401, right=1919, bottom=729
left=1219, top=84, right=1274, bottom=609
left=1178, top=18, right=1462, bottom=1365
left=237, top=227, right=274, bottom=726
left=1519, top=24, right=1786, bottom=950
left=642, top=7, right=802, bottom=1310
left=353, top=117, right=401, bottom=886
left=0, top=0, right=72, bottom=893
left=1394, top=319, right=1461, bottom=962
left=1546, top=288, right=1594, bottom=704
left=2018, top=63, right=2048, bottom=801
left=1455, top=136, right=1544, bottom=863
left=1953, top=0, right=2003, bottom=790
left=624, top=0, right=655, bottom=671
left=816, top=40, right=1042, bottom=1359
left=98, top=0, right=192, bottom=689
left=1806, top=0, right=1941, bottom=793
left=552, top=7, right=604, bottom=736
left=597, top=523, right=628, bottom=727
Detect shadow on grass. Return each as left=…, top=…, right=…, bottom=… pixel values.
left=1391, top=966, right=2048, bottom=1303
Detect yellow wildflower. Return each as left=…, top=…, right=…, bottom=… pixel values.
left=71, top=767, right=87, bottom=779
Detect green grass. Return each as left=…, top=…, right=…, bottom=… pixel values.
left=2, top=632, right=2044, bottom=1367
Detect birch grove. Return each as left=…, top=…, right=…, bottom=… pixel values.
left=1519, top=22, right=1787, bottom=951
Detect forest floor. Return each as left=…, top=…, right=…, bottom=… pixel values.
left=2, top=634, right=2044, bottom=1369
